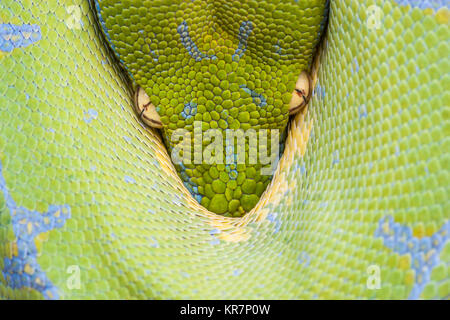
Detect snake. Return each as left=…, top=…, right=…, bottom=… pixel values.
left=0, top=0, right=448, bottom=300
left=96, top=0, right=328, bottom=217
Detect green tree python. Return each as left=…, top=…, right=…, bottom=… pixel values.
left=0, top=0, right=449, bottom=299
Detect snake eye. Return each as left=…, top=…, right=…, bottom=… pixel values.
left=134, top=87, right=163, bottom=128
left=289, top=71, right=312, bottom=115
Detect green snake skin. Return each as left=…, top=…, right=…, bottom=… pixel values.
left=96, top=0, right=328, bottom=217
left=0, top=0, right=449, bottom=299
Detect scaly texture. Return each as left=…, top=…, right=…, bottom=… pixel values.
left=96, top=0, right=328, bottom=216
left=0, top=0, right=449, bottom=299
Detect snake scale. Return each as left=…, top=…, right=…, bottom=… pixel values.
left=0, top=0, right=449, bottom=300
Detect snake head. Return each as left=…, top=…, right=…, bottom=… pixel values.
left=96, top=0, right=328, bottom=216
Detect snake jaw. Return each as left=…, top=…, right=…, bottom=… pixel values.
left=289, top=71, right=312, bottom=116
left=134, top=86, right=163, bottom=128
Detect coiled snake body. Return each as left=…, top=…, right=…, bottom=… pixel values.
left=0, top=0, right=449, bottom=299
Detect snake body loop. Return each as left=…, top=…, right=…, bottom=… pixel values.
left=0, top=0, right=448, bottom=300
